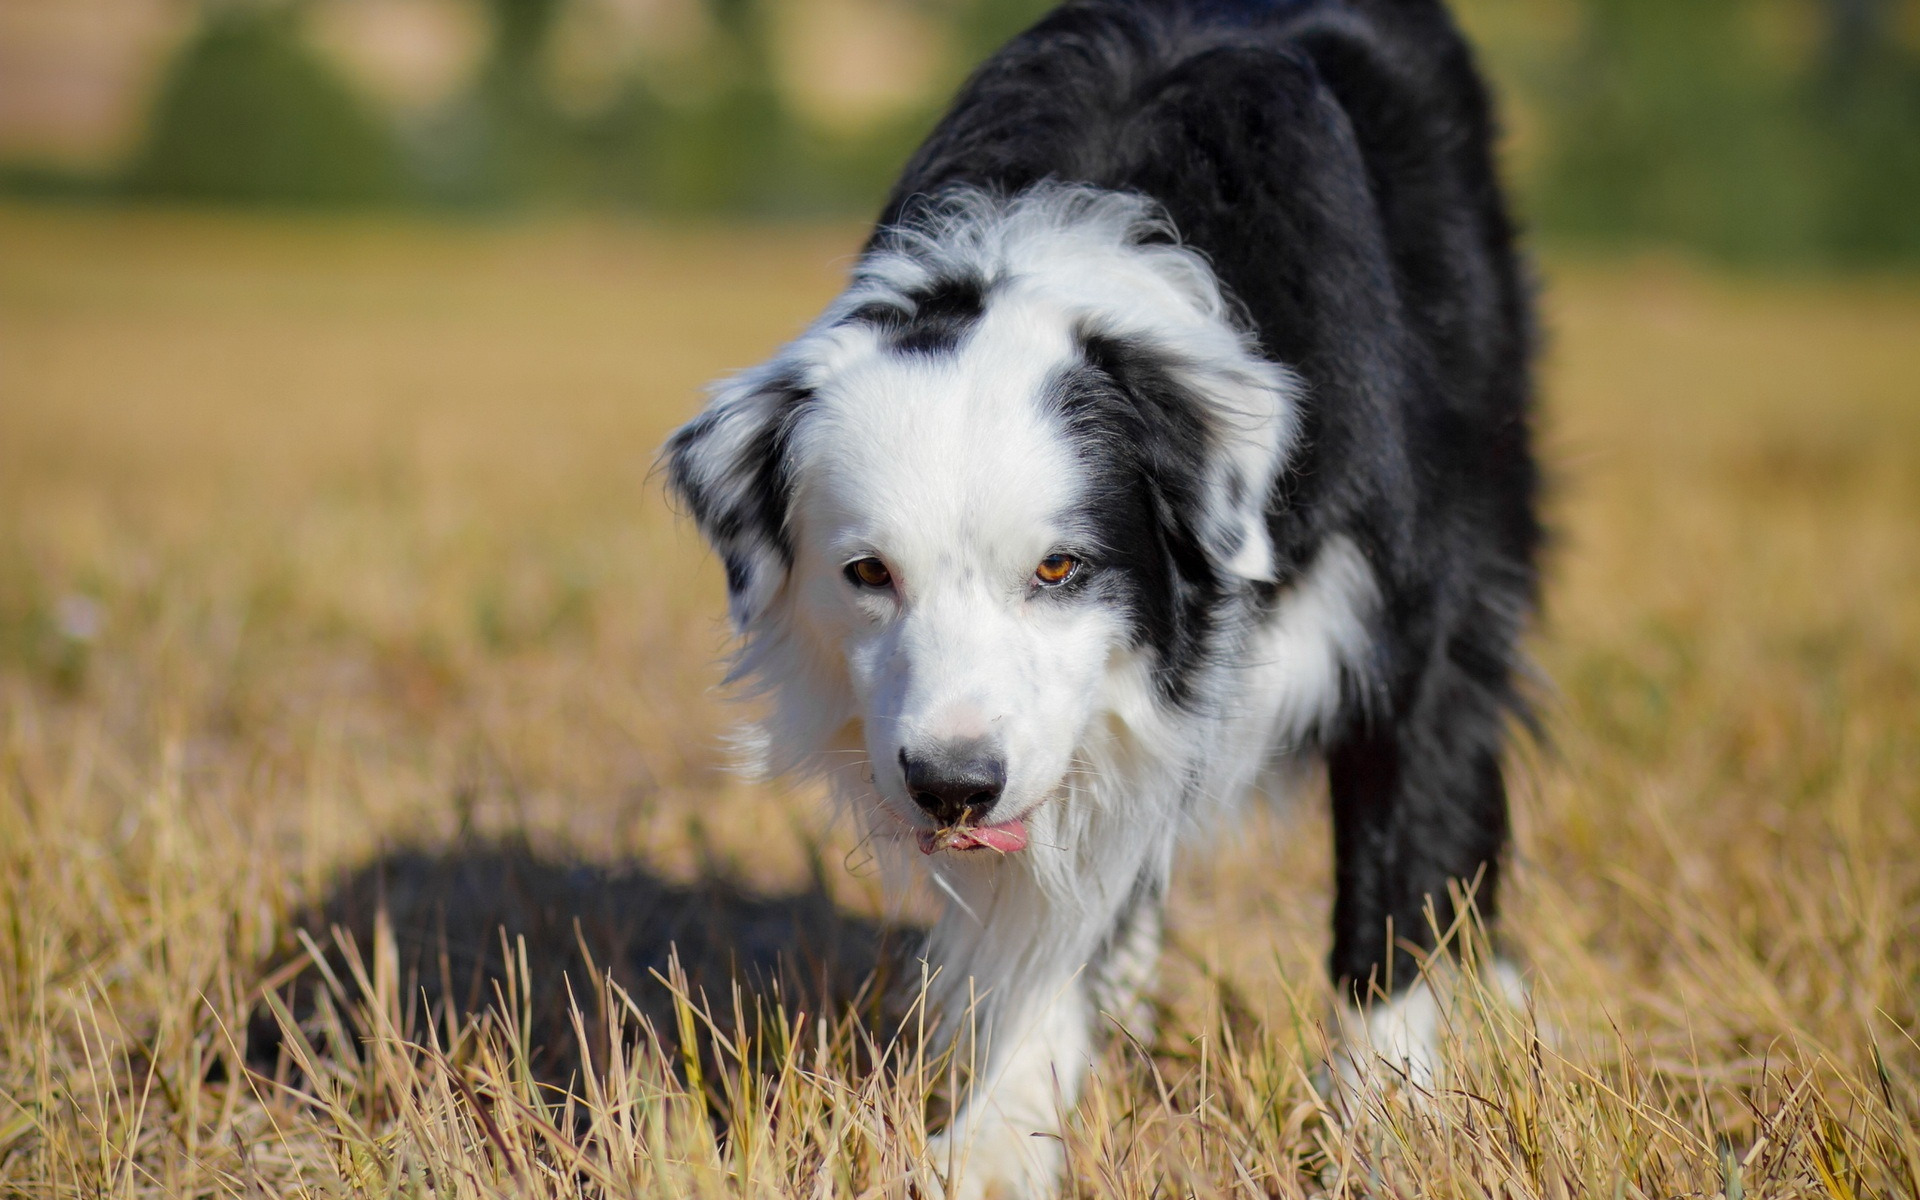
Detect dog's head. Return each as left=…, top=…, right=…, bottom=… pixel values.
left=664, top=187, right=1299, bottom=857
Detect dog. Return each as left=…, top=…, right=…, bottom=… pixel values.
left=663, top=0, right=1539, bottom=1193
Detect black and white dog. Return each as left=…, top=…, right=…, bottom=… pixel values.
left=665, top=0, right=1538, bottom=1192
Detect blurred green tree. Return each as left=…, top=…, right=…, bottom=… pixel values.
left=466, top=0, right=569, bottom=199
left=1813, top=0, right=1920, bottom=261
left=1533, top=0, right=1920, bottom=264
left=128, top=2, right=402, bottom=205
left=494, top=0, right=798, bottom=212
left=96, top=0, right=1920, bottom=264
left=619, top=0, right=794, bottom=212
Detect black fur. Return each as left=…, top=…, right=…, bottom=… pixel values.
left=845, top=274, right=993, bottom=354
left=662, top=377, right=813, bottom=601
left=878, top=0, right=1540, bottom=1001
left=1049, top=332, right=1228, bottom=707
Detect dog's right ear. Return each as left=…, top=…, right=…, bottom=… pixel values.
left=662, top=369, right=812, bottom=630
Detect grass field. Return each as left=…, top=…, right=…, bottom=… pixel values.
left=2, top=205, right=1918, bottom=1197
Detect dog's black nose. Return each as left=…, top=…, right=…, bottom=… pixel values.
left=899, top=742, right=1005, bottom=825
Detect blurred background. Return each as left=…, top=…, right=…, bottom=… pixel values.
left=3, top=1, right=1919, bottom=1192
left=2, top=0, right=1918, bottom=264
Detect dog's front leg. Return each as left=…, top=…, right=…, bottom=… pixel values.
left=927, top=970, right=1091, bottom=1200
left=1323, top=597, right=1521, bottom=1086
left=924, top=868, right=1169, bottom=1199
left=1086, top=874, right=1166, bottom=1047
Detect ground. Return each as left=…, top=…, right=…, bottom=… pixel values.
left=1, top=205, right=1917, bottom=1196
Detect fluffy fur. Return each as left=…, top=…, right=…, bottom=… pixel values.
left=664, top=1, right=1539, bottom=1194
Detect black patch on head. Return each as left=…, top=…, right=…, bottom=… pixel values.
left=1051, top=328, right=1226, bottom=706
left=843, top=274, right=988, bottom=355
left=741, top=384, right=812, bottom=566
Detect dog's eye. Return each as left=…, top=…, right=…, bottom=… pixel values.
left=845, top=557, right=893, bottom=590
left=1034, top=554, right=1081, bottom=587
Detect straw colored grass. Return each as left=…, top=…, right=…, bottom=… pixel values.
left=1, top=205, right=1917, bottom=1198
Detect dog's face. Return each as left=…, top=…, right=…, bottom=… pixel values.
left=784, top=306, right=1135, bottom=850
left=664, top=188, right=1300, bottom=854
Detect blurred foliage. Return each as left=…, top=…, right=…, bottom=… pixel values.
left=565, top=0, right=813, bottom=213
left=127, top=3, right=404, bottom=206
left=1532, top=0, right=1920, bottom=266
left=24, top=0, right=1920, bottom=264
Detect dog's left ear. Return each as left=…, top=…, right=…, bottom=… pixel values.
left=662, top=368, right=812, bottom=629
left=1184, top=357, right=1293, bottom=583
left=1080, top=331, right=1297, bottom=584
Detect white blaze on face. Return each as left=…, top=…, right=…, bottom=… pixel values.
left=786, top=304, right=1127, bottom=831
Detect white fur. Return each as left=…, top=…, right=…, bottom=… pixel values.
left=1330, top=958, right=1529, bottom=1111
left=676, top=187, right=1385, bottom=1198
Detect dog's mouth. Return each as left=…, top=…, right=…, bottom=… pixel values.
left=916, top=808, right=1029, bottom=855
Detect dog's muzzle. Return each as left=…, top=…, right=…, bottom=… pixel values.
left=898, top=740, right=1029, bottom=854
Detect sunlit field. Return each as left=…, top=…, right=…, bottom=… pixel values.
left=2, top=205, right=1917, bottom=1197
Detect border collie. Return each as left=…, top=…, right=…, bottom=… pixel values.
left=664, top=0, right=1539, bottom=1193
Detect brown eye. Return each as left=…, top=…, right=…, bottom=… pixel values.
left=1034, top=554, right=1080, bottom=587
left=845, top=557, right=893, bottom=589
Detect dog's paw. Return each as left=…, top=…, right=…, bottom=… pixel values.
left=1327, top=959, right=1529, bottom=1112
left=925, top=1117, right=1064, bottom=1200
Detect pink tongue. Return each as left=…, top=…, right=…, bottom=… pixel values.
left=966, top=820, right=1029, bottom=853
left=919, top=818, right=1029, bottom=855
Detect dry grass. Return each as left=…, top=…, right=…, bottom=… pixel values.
left=1, top=204, right=1917, bottom=1198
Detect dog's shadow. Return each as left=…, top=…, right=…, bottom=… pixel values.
left=251, top=836, right=919, bottom=1085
